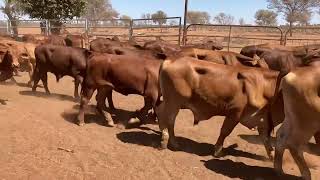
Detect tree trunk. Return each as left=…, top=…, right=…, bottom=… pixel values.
left=289, top=21, right=293, bottom=37
left=7, top=14, right=18, bottom=38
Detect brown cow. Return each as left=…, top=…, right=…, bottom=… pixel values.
left=178, top=48, right=269, bottom=68
left=77, top=53, right=162, bottom=127
left=0, top=40, right=36, bottom=85
left=65, top=34, right=88, bottom=48
left=183, top=40, right=224, bottom=51
left=43, top=35, right=66, bottom=46
left=0, top=50, right=14, bottom=81
left=274, top=67, right=320, bottom=180
left=33, top=45, right=92, bottom=98
left=90, top=37, right=138, bottom=53
left=155, top=57, right=281, bottom=158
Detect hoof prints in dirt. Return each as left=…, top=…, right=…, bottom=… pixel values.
left=19, top=90, right=76, bottom=102
left=117, top=131, right=267, bottom=161
left=202, top=159, right=301, bottom=180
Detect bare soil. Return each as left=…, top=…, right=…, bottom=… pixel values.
left=0, top=73, right=319, bottom=180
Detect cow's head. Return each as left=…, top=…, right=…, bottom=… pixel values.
left=302, top=48, right=320, bottom=66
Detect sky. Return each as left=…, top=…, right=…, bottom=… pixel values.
left=0, top=0, right=319, bottom=24
left=111, top=0, right=320, bottom=25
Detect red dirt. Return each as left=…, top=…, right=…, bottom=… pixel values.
left=0, top=73, right=319, bottom=180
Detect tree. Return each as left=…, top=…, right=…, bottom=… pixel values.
left=267, top=0, right=319, bottom=35
left=297, top=10, right=312, bottom=26
left=84, top=0, right=118, bottom=20
left=255, top=9, right=278, bottom=26
left=0, top=0, right=24, bottom=37
left=186, top=11, right=210, bottom=24
left=239, top=18, right=245, bottom=25
left=120, top=15, right=131, bottom=26
left=20, top=0, right=86, bottom=34
left=151, top=10, right=167, bottom=26
left=213, top=13, right=235, bottom=25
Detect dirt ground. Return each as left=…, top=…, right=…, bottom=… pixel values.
left=0, top=73, right=319, bottom=180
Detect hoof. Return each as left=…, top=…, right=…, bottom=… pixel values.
left=159, top=141, right=168, bottom=150
left=128, top=118, right=141, bottom=125
left=78, top=122, right=85, bottom=127
left=107, top=120, right=115, bottom=127
left=214, top=145, right=223, bottom=157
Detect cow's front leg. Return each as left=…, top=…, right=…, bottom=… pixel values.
left=96, top=87, right=115, bottom=127
left=77, top=87, right=95, bottom=126
left=155, top=102, right=179, bottom=150
left=214, top=112, right=241, bottom=157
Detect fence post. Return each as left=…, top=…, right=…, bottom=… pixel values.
left=6, top=20, right=10, bottom=35
left=45, top=19, right=49, bottom=36
left=178, top=17, right=182, bottom=46
left=227, top=26, right=232, bottom=52
left=129, top=19, right=133, bottom=40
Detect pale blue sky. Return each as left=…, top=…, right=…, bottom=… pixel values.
left=0, top=0, right=319, bottom=24
left=111, top=0, right=320, bottom=25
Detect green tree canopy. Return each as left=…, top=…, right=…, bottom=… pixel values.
left=20, top=0, right=86, bottom=20
left=187, top=11, right=210, bottom=24
left=151, top=10, right=167, bottom=25
left=255, top=9, right=278, bottom=26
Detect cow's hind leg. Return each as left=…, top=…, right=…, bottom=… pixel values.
left=156, top=101, right=179, bottom=150
left=77, top=87, right=95, bottom=126
left=258, top=113, right=274, bottom=160
left=214, top=112, right=241, bottom=157
left=74, top=75, right=83, bottom=99
left=32, top=70, right=41, bottom=92
left=289, top=147, right=311, bottom=180
left=27, top=63, right=34, bottom=86
left=40, top=72, right=50, bottom=94
left=106, top=90, right=115, bottom=110
left=274, top=125, right=286, bottom=175
left=314, top=131, right=320, bottom=145
left=129, top=97, right=153, bottom=125
left=96, top=87, right=115, bottom=127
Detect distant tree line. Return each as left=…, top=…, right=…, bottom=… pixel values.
left=1, top=0, right=320, bottom=36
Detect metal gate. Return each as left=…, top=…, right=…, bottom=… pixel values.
left=284, top=26, right=320, bottom=46
left=185, top=24, right=284, bottom=52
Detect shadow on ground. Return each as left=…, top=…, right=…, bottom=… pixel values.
left=117, top=131, right=268, bottom=161
left=202, top=158, right=301, bottom=180
left=70, top=104, right=157, bottom=128
left=239, top=134, right=320, bottom=156
left=19, top=90, right=76, bottom=102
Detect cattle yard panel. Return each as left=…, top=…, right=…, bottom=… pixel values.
left=284, top=27, right=320, bottom=46
left=48, top=19, right=87, bottom=35
left=87, top=19, right=131, bottom=41
left=131, top=17, right=182, bottom=45
left=185, top=24, right=284, bottom=52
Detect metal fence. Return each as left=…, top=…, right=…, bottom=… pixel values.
left=284, top=26, right=320, bottom=46
left=185, top=24, right=284, bottom=52
left=0, top=17, right=182, bottom=44
left=1, top=18, right=320, bottom=49
left=130, top=17, right=182, bottom=45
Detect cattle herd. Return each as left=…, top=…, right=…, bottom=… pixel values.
left=0, top=34, right=319, bottom=180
